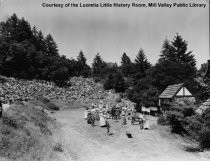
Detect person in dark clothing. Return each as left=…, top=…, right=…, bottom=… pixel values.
left=0, top=100, right=2, bottom=119
left=111, top=107, right=116, bottom=119
left=106, top=120, right=111, bottom=134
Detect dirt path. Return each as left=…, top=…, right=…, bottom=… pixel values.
left=53, top=108, right=209, bottom=161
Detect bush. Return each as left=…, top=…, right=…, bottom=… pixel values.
left=166, top=111, right=187, bottom=135
left=157, top=115, right=168, bottom=126
left=202, top=108, right=210, bottom=121
left=182, top=107, right=195, bottom=117
left=199, top=127, right=210, bottom=149
left=40, top=98, right=59, bottom=111
left=41, top=98, right=51, bottom=104
left=46, top=102, right=59, bottom=111
left=184, top=115, right=204, bottom=140
left=53, top=143, right=63, bottom=152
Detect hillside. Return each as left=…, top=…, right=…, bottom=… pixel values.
left=0, top=100, right=57, bottom=161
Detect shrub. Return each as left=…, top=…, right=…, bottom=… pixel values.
left=166, top=111, right=187, bottom=135
left=41, top=98, right=50, bottom=104
left=199, top=127, right=210, bottom=149
left=40, top=98, right=59, bottom=111
left=202, top=108, right=210, bottom=121
left=184, top=115, right=204, bottom=140
left=182, top=107, right=195, bottom=117
left=157, top=115, right=168, bottom=126
left=46, top=102, right=59, bottom=111
left=53, top=143, right=63, bottom=152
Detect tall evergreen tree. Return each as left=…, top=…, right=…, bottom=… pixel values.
left=121, top=52, right=133, bottom=77
left=135, top=49, right=151, bottom=72
left=77, top=50, right=87, bottom=65
left=76, top=51, right=91, bottom=77
left=134, top=48, right=151, bottom=79
left=152, top=34, right=197, bottom=93
left=17, top=18, right=33, bottom=42
left=45, top=34, right=59, bottom=57
left=92, top=53, right=107, bottom=78
left=32, top=27, right=46, bottom=52
left=0, top=13, right=19, bottom=42
left=159, top=39, right=175, bottom=62
left=171, top=34, right=196, bottom=68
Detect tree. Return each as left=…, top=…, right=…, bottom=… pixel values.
left=172, top=34, right=196, bottom=69
left=16, top=18, right=33, bottom=42
left=112, top=72, right=126, bottom=93
left=152, top=34, right=197, bottom=89
left=120, top=52, right=133, bottom=77
left=77, top=50, right=86, bottom=65
left=0, top=13, right=89, bottom=82
left=76, top=51, right=91, bottom=77
left=134, top=48, right=151, bottom=79
left=198, top=63, right=208, bottom=77
left=104, top=72, right=126, bottom=92
left=0, top=13, right=19, bottom=42
left=45, top=34, right=59, bottom=57
left=159, top=39, right=175, bottom=62
left=92, top=53, right=107, bottom=78
left=127, top=73, right=159, bottom=110
left=32, top=27, right=47, bottom=52
left=104, top=73, right=114, bottom=90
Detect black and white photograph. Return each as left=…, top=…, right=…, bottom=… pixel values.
left=0, top=0, right=209, bottom=160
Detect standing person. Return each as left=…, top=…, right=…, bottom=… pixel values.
left=0, top=100, right=3, bottom=119
left=139, top=113, right=144, bottom=129
left=111, top=106, right=116, bottom=119
left=84, top=107, right=89, bottom=120
left=121, top=110, right=127, bottom=125
left=106, top=120, right=111, bottom=134
left=99, top=112, right=106, bottom=127
left=115, top=107, right=120, bottom=120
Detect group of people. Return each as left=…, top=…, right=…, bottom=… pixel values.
left=84, top=101, right=152, bottom=132
left=84, top=101, right=151, bottom=133
left=0, top=76, right=108, bottom=103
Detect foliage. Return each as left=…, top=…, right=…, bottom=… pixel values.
left=53, top=142, right=63, bottom=152
left=104, top=72, right=126, bottom=93
left=166, top=111, right=187, bottom=135
left=120, top=52, right=134, bottom=77
left=92, top=53, right=108, bottom=78
left=0, top=13, right=91, bottom=83
left=76, top=51, right=91, bottom=77
left=163, top=103, right=210, bottom=149
left=198, top=63, right=207, bottom=77
left=182, top=107, right=195, bottom=117
left=157, top=115, right=168, bottom=126
left=127, top=74, right=159, bottom=110
left=152, top=34, right=197, bottom=93
left=134, top=48, right=151, bottom=79
left=199, top=128, right=210, bottom=149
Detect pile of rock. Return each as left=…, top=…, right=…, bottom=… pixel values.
left=0, top=76, right=109, bottom=103
left=68, top=77, right=108, bottom=100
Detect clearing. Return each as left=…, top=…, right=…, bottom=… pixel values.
left=53, top=106, right=210, bottom=161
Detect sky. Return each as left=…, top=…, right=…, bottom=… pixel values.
left=0, top=0, right=209, bottom=68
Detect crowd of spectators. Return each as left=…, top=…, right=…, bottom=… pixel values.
left=0, top=76, right=109, bottom=103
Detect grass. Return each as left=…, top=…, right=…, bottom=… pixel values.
left=0, top=100, right=56, bottom=161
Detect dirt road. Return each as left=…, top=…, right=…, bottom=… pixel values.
left=53, top=107, right=209, bottom=161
